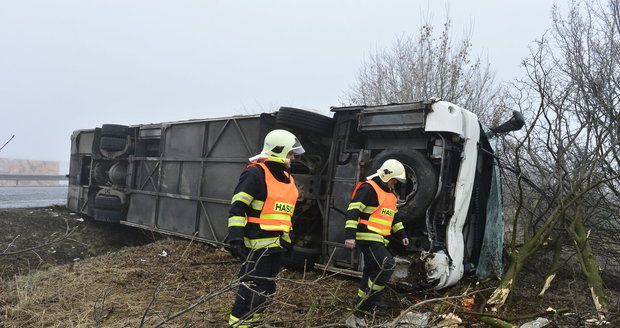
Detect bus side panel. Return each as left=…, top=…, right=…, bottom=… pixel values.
left=125, top=116, right=264, bottom=244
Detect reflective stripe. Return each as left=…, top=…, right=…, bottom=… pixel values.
left=368, top=279, right=384, bottom=291
left=250, top=199, right=265, bottom=211
left=261, top=213, right=292, bottom=221
left=231, top=192, right=253, bottom=206
left=266, top=156, right=286, bottom=163
left=358, top=219, right=391, bottom=235
left=357, top=289, right=367, bottom=298
left=281, top=232, right=291, bottom=243
left=345, top=220, right=359, bottom=229
left=347, top=202, right=365, bottom=211
left=348, top=202, right=377, bottom=214
left=228, top=314, right=252, bottom=328
left=247, top=215, right=291, bottom=228
left=392, top=221, right=404, bottom=233
left=356, top=232, right=388, bottom=245
left=243, top=236, right=281, bottom=249
left=228, top=216, right=246, bottom=227
left=369, top=217, right=392, bottom=226
left=361, top=206, right=377, bottom=214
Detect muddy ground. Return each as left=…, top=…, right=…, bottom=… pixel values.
left=0, top=207, right=618, bottom=327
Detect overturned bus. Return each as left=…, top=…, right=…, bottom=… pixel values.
left=67, top=99, right=523, bottom=289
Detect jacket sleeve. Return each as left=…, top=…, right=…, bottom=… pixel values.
left=343, top=183, right=376, bottom=241
left=391, top=214, right=407, bottom=240
left=227, top=167, right=261, bottom=242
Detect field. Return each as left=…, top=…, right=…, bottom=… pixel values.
left=0, top=207, right=618, bottom=327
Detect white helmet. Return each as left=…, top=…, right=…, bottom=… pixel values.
left=368, top=159, right=406, bottom=183
left=253, top=129, right=305, bottom=161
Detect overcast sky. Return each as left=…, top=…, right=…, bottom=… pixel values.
left=0, top=0, right=557, bottom=167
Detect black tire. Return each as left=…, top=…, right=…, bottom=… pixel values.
left=94, top=194, right=122, bottom=210
left=369, top=149, right=437, bottom=223
left=101, top=124, right=129, bottom=138
left=100, top=136, right=127, bottom=152
left=277, top=107, right=334, bottom=137
left=94, top=208, right=123, bottom=223
left=281, top=246, right=321, bottom=271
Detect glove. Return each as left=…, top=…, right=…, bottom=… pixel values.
left=228, top=239, right=244, bottom=259
left=224, top=229, right=245, bottom=259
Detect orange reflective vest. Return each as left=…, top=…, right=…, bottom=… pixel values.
left=352, top=180, right=397, bottom=236
left=246, top=162, right=298, bottom=232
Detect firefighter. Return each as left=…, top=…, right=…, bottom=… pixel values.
left=226, top=129, right=304, bottom=327
left=344, top=159, right=410, bottom=313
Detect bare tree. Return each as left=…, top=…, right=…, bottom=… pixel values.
left=489, top=0, right=620, bottom=317
left=344, top=15, right=503, bottom=124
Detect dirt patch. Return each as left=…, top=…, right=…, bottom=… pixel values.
left=0, top=207, right=617, bottom=327
left=0, top=206, right=156, bottom=280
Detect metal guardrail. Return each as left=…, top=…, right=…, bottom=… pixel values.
left=0, top=174, right=68, bottom=181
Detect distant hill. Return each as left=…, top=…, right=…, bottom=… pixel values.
left=0, top=158, right=60, bottom=186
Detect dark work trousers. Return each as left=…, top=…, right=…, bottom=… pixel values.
left=230, top=247, right=282, bottom=320
left=357, top=242, right=395, bottom=310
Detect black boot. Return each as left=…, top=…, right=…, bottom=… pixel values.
left=369, top=299, right=389, bottom=313
left=354, top=296, right=371, bottom=314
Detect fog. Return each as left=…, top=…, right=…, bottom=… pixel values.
left=0, top=0, right=556, bottom=166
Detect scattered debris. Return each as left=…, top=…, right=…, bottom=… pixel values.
left=435, top=313, right=461, bottom=328
left=344, top=314, right=366, bottom=327
left=69, top=213, right=76, bottom=216
left=423, top=250, right=450, bottom=286
left=585, top=317, right=610, bottom=326
left=397, top=311, right=431, bottom=327
left=76, top=218, right=84, bottom=222
left=520, top=317, right=550, bottom=328
left=392, top=256, right=412, bottom=279
left=158, top=250, right=168, bottom=257
left=72, top=258, right=80, bottom=262
left=463, top=295, right=475, bottom=310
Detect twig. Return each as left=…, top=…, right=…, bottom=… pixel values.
left=441, top=299, right=564, bottom=322
left=480, top=316, right=518, bottom=328
left=152, top=279, right=243, bottom=327
left=139, top=235, right=198, bottom=327
left=0, top=134, right=14, bottom=152
left=387, top=287, right=494, bottom=327
left=321, top=247, right=337, bottom=278
left=93, top=288, right=110, bottom=328
left=152, top=246, right=269, bottom=327
left=2, top=234, right=20, bottom=253
left=189, top=260, right=235, bottom=266
left=0, top=227, right=77, bottom=256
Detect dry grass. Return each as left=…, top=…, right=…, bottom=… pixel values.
left=1, top=239, right=241, bottom=327
left=0, top=239, right=376, bottom=327
left=2, top=235, right=616, bottom=327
